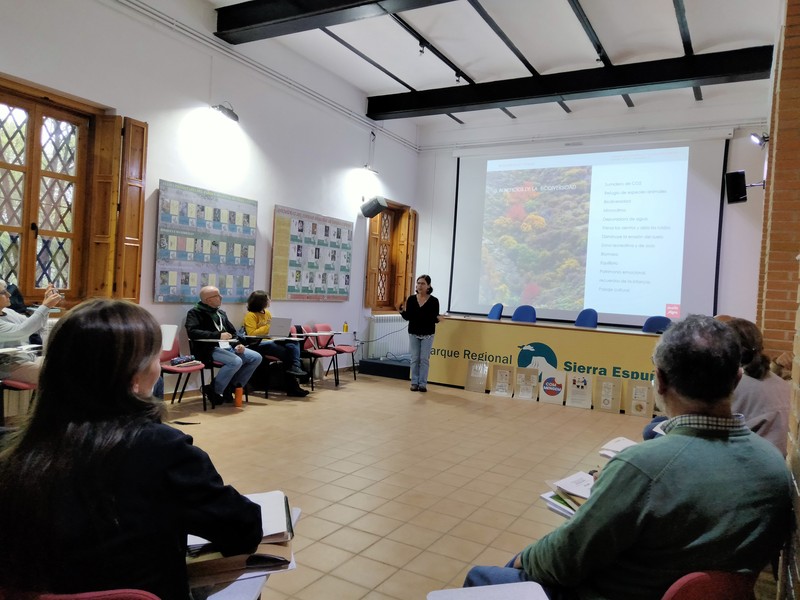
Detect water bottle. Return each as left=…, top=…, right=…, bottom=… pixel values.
left=343, top=321, right=349, bottom=333
left=234, top=386, right=243, bottom=408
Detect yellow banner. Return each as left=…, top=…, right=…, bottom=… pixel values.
left=429, top=317, right=658, bottom=389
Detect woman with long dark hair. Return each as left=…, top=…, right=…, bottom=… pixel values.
left=0, top=299, right=262, bottom=599
left=400, top=274, right=442, bottom=392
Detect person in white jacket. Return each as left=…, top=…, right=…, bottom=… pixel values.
left=0, top=279, right=62, bottom=383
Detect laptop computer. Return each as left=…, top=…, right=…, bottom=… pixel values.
left=268, top=316, right=293, bottom=337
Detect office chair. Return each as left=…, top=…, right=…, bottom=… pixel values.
left=660, top=571, right=756, bottom=600
left=487, top=303, right=503, bottom=320
left=511, top=305, right=536, bottom=323
left=574, top=308, right=598, bottom=328
left=187, top=340, right=251, bottom=410
left=159, top=333, right=204, bottom=404
left=314, top=323, right=357, bottom=381
left=642, top=316, right=672, bottom=334
left=0, top=378, right=37, bottom=422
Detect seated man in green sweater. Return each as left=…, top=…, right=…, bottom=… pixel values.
left=464, top=314, right=792, bottom=600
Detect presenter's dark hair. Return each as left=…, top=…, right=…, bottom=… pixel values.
left=652, top=314, right=740, bottom=403
left=0, top=299, right=164, bottom=590
left=247, top=290, right=270, bottom=313
left=417, top=274, right=433, bottom=294
left=727, top=317, right=770, bottom=380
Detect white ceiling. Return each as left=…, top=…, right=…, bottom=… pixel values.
left=204, top=0, right=781, bottom=131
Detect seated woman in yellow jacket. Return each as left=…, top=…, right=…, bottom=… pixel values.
left=243, top=290, right=308, bottom=397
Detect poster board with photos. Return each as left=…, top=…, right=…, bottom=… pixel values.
left=594, top=376, right=622, bottom=413
left=566, top=374, right=593, bottom=409
left=155, top=180, right=257, bottom=303
left=270, top=205, right=353, bottom=301
left=465, top=360, right=489, bottom=393
left=490, top=364, right=514, bottom=397
left=625, top=380, right=655, bottom=417
left=514, top=367, right=538, bottom=400
left=539, top=370, right=566, bottom=405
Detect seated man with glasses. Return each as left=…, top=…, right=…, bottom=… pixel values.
left=0, top=279, right=62, bottom=384
left=186, top=286, right=262, bottom=406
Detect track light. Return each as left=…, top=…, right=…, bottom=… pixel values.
left=211, top=102, right=239, bottom=122
left=362, top=131, right=378, bottom=174
left=750, top=132, right=769, bottom=147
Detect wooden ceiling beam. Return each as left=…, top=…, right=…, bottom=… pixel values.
left=366, top=45, right=773, bottom=120
left=215, top=0, right=456, bottom=44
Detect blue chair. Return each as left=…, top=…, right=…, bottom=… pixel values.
left=487, top=303, right=503, bottom=320
left=575, top=308, right=598, bottom=328
left=642, top=316, right=672, bottom=333
left=511, top=305, right=536, bottom=323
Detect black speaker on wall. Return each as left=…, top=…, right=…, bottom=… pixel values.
left=360, top=196, right=388, bottom=218
left=725, top=170, right=748, bottom=203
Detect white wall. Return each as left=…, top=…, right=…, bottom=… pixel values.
left=0, top=0, right=773, bottom=355
left=0, top=0, right=419, bottom=345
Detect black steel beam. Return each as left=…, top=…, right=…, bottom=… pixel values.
left=216, top=0, right=456, bottom=44
left=366, top=45, right=772, bottom=120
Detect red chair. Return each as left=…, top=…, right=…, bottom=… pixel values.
left=0, top=378, right=37, bottom=422
left=313, top=323, right=357, bottom=381
left=33, top=590, right=160, bottom=600
left=187, top=341, right=249, bottom=411
left=661, top=571, right=757, bottom=600
left=292, top=325, right=338, bottom=391
left=159, top=335, right=204, bottom=405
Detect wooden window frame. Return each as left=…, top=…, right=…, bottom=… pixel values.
left=0, top=75, right=147, bottom=305
left=364, top=201, right=417, bottom=312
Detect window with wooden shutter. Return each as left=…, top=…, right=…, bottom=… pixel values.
left=0, top=78, right=146, bottom=304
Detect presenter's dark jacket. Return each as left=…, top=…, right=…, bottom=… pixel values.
left=400, top=295, right=440, bottom=336
left=186, top=302, right=238, bottom=364
left=14, top=422, right=263, bottom=600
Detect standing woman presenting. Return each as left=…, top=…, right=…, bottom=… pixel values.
left=400, top=274, right=442, bottom=392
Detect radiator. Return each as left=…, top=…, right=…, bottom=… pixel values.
left=365, top=314, right=409, bottom=359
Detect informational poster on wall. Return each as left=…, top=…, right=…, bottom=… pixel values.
left=154, top=179, right=257, bottom=303
left=270, top=205, right=353, bottom=301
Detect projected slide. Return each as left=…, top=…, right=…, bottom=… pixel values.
left=481, top=165, right=591, bottom=310
left=584, top=152, right=688, bottom=317
left=452, top=140, right=722, bottom=326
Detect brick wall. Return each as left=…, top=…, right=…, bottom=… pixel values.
left=768, top=2, right=800, bottom=598
left=759, top=0, right=800, bottom=358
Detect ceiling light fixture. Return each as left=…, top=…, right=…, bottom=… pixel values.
left=750, top=132, right=769, bottom=147
left=211, top=101, right=239, bottom=122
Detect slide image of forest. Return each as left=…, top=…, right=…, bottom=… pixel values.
left=480, top=166, right=591, bottom=310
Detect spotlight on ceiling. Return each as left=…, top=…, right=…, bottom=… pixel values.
left=750, top=132, right=769, bottom=147
left=211, top=102, right=239, bottom=122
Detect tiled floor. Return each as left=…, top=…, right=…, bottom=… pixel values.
left=167, top=372, right=649, bottom=600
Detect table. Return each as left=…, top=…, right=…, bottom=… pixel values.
left=190, top=573, right=267, bottom=600
left=429, top=316, right=657, bottom=394
left=427, top=582, right=548, bottom=599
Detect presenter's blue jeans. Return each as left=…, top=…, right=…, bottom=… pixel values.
left=409, top=334, right=434, bottom=387
left=211, top=346, right=262, bottom=393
